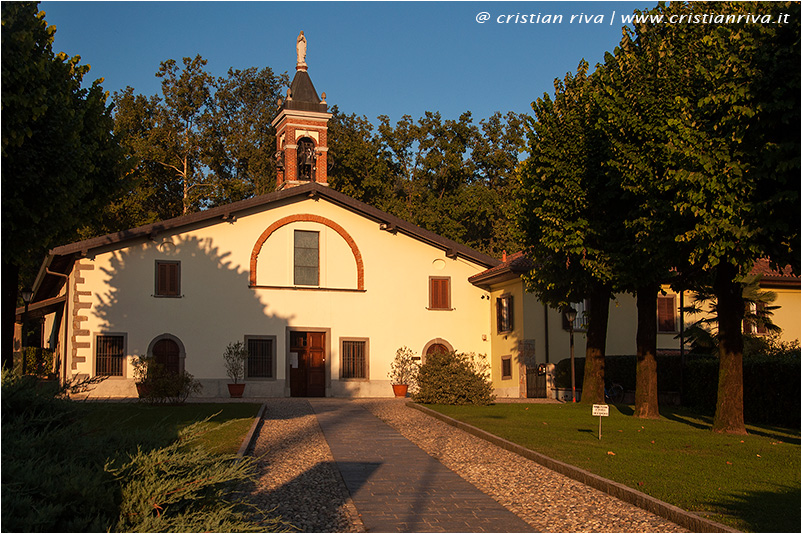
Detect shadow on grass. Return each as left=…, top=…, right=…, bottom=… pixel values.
left=708, top=485, right=801, bottom=533
left=659, top=407, right=801, bottom=444
left=612, top=404, right=634, bottom=416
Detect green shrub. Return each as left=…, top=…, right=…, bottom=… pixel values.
left=413, top=351, right=496, bottom=405
left=1, top=369, right=283, bottom=532
left=140, top=363, right=202, bottom=405
left=109, top=421, right=290, bottom=533
left=684, top=352, right=801, bottom=428
left=13, top=347, right=56, bottom=377
left=1, top=370, right=121, bottom=531
left=552, top=344, right=800, bottom=428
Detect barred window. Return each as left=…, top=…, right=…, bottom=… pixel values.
left=96, top=334, right=125, bottom=376
left=341, top=339, right=368, bottom=379
left=247, top=338, right=274, bottom=378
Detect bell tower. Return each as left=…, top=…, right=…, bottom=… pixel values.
left=272, top=31, right=332, bottom=190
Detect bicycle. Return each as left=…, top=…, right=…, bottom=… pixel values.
left=604, top=381, right=624, bottom=404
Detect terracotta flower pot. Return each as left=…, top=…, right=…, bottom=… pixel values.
left=227, top=383, right=246, bottom=398
left=392, top=384, right=408, bottom=398
left=135, top=383, right=150, bottom=399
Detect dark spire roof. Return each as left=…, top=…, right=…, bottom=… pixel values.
left=283, top=70, right=327, bottom=113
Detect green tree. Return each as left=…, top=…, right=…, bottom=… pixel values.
left=206, top=66, right=288, bottom=203
left=517, top=61, right=617, bottom=404
left=1, top=2, right=126, bottom=364
left=472, top=111, right=527, bottom=257
left=327, top=107, right=397, bottom=210
left=663, top=1, right=799, bottom=434
left=153, top=55, right=216, bottom=214
left=595, top=9, right=692, bottom=419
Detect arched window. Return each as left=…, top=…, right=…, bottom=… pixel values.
left=297, top=137, right=315, bottom=181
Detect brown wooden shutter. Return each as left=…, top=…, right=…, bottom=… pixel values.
left=657, top=296, right=675, bottom=332
left=157, top=261, right=180, bottom=296
left=430, top=278, right=450, bottom=309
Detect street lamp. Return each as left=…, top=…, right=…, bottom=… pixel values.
left=20, top=289, right=33, bottom=375
left=564, top=307, right=578, bottom=403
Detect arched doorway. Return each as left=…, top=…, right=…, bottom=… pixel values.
left=426, top=343, right=449, bottom=357
left=147, top=335, right=185, bottom=375
left=421, top=338, right=453, bottom=364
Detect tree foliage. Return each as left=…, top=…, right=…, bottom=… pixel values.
left=105, top=58, right=287, bottom=231
left=518, top=60, right=617, bottom=404
left=1, top=1, right=127, bottom=362
left=329, top=108, right=525, bottom=257
left=518, top=1, right=800, bottom=431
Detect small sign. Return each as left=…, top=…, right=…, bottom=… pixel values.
left=289, top=352, right=299, bottom=369
left=593, top=404, right=609, bottom=440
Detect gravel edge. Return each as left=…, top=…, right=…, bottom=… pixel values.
left=356, top=398, right=691, bottom=533
left=407, top=402, right=738, bottom=533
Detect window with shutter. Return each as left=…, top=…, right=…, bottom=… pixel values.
left=429, top=277, right=451, bottom=310
left=657, top=295, right=676, bottom=332
left=497, top=295, right=513, bottom=333
left=743, top=302, right=768, bottom=335
left=155, top=261, right=181, bottom=297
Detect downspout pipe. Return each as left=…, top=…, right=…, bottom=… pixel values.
left=45, top=267, right=70, bottom=387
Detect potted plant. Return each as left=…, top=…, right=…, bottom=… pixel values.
left=388, top=346, right=418, bottom=397
left=223, top=341, right=249, bottom=398
left=131, top=355, right=151, bottom=399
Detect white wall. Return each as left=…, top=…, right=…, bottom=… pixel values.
left=70, top=195, right=491, bottom=398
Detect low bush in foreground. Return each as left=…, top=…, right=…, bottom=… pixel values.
left=1, top=370, right=285, bottom=532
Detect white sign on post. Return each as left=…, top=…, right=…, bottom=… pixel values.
left=592, top=404, right=609, bottom=440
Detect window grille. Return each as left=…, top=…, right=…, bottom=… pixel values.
left=247, top=338, right=273, bottom=378
left=96, top=335, right=124, bottom=376
left=341, top=340, right=367, bottom=379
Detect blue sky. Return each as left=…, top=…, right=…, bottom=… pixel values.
left=39, top=1, right=656, bottom=125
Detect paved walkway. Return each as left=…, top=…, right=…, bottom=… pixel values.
left=310, top=399, right=533, bottom=533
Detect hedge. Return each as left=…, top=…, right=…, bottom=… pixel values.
left=553, top=353, right=800, bottom=428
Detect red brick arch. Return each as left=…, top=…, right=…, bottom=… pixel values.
left=250, top=214, right=364, bottom=290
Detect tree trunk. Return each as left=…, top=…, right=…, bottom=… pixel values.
left=3, top=262, right=20, bottom=370
left=712, top=263, right=747, bottom=434
left=634, top=284, right=660, bottom=419
left=581, top=282, right=611, bottom=404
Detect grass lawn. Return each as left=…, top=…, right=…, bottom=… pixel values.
left=78, top=402, right=263, bottom=456
left=426, top=402, right=800, bottom=533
